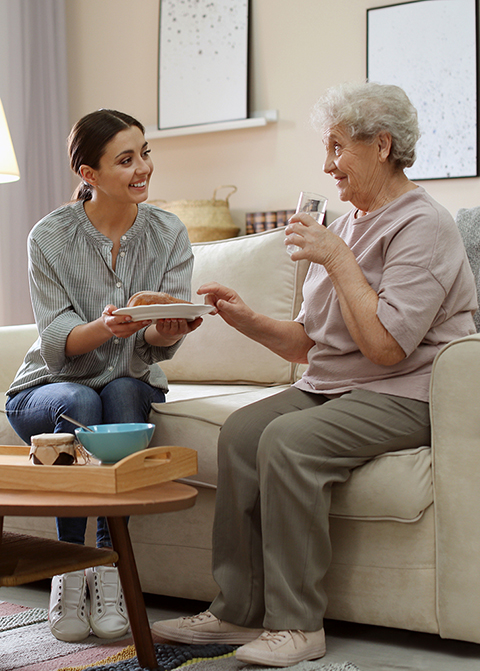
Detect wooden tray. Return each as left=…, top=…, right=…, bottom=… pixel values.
left=0, top=445, right=198, bottom=494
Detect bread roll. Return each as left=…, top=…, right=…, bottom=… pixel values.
left=127, top=291, right=191, bottom=307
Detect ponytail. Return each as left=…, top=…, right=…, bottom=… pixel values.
left=71, top=182, right=93, bottom=202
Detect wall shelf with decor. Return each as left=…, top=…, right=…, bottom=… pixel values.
left=145, top=110, right=278, bottom=140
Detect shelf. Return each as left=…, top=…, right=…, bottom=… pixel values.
left=0, top=532, right=118, bottom=586
left=145, top=110, right=278, bottom=139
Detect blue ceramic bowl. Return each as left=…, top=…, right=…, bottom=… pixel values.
left=74, top=423, right=155, bottom=464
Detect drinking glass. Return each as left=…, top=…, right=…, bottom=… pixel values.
left=286, top=191, right=328, bottom=257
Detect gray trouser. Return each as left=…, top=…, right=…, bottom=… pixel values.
left=209, top=386, right=431, bottom=632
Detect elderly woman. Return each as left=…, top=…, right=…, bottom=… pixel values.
left=153, top=82, right=477, bottom=667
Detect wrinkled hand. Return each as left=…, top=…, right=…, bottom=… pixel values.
left=101, top=305, right=151, bottom=338
left=285, top=212, right=345, bottom=267
left=197, top=282, right=253, bottom=330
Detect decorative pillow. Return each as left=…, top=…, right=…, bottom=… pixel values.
left=456, top=206, right=480, bottom=331
left=160, top=228, right=309, bottom=384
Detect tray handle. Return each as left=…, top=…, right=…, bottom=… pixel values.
left=114, top=445, right=197, bottom=472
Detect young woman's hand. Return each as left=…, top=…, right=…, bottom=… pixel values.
left=102, top=306, right=203, bottom=347
left=152, top=316, right=203, bottom=344
left=101, top=305, right=151, bottom=338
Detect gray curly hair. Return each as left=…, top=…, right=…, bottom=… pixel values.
left=311, top=81, right=420, bottom=170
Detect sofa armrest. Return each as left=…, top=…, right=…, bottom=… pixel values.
left=430, top=334, right=480, bottom=642
left=0, top=324, right=38, bottom=394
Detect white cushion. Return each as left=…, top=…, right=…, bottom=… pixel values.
left=165, top=383, right=274, bottom=403
left=331, top=445, right=433, bottom=522
left=151, top=386, right=290, bottom=487
left=160, top=228, right=309, bottom=385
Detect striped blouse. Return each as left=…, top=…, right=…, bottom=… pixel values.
left=7, top=201, right=193, bottom=396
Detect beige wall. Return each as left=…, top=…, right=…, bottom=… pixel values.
left=65, top=0, right=480, bottom=233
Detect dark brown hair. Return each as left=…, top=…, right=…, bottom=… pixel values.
left=68, top=109, right=145, bottom=201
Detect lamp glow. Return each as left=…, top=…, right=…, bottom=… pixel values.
left=0, top=98, right=20, bottom=184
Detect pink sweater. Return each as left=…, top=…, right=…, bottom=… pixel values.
left=294, top=187, right=477, bottom=401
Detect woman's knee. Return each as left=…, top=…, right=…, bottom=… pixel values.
left=220, top=401, right=274, bottom=449
left=5, top=383, right=102, bottom=440
left=100, top=377, right=164, bottom=423
left=218, top=404, right=273, bottom=470
left=103, top=377, right=140, bottom=394
left=219, top=390, right=317, bottom=470
left=61, top=383, right=101, bottom=408
left=256, top=413, right=316, bottom=472
left=59, top=384, right=102, bottom=423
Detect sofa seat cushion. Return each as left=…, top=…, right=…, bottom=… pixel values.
left=151, top=385, right=290, bottom=488
left=165, top=383, right=269, bottom=403
left=152, top=386, right=433, bottom=522
left=331, top=445, right=432, bottom=522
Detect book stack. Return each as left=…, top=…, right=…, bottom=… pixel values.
left=246, top=209, right=296, bottom=235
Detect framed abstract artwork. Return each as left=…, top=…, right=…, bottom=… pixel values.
left=367, top=0, right=478, bottom=180
left=158, top=0, right=249, bottom=130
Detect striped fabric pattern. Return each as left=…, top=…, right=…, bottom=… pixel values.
left=8, top=201, right=193, bottom=395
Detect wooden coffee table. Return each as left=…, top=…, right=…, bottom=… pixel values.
left=0, top=481, right=198, bottom=670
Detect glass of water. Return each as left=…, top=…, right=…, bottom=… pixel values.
left=286, top=191, right=328, bottom=257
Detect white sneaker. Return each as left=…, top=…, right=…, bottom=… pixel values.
left=86, top=566, right=129, bottom=638
left=236, top=628, right=326, bottom=667
left=48, top=570, right=90, bottom=642
left=151, top=610, right=263, bottom=644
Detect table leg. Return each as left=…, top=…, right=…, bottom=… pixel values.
left=106, top=516, right=158, bottom=670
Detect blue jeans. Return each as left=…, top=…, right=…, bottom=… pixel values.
left=6, top=377, right=165, bottom=547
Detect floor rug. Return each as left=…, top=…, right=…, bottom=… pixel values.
left=0, top=601, right=361, bottom=671
left=0, top=601, right=132, bottom=671
left=73, top=641, right=362, bottom=671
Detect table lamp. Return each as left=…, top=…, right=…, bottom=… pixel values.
left=0, top=98, right=20, bottom=183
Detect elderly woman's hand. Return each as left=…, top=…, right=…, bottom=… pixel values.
left=285, top=212, right=348, bottom=269
left=198, top=282, right=315, bottom=363
left=197, top=282, right=254, bottom=331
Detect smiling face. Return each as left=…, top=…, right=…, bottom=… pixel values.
left=322, top=124, right=393, bottom=214
left=80, top=125, right=154, bottom=206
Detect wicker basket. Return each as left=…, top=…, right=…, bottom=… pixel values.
left=150, top=185, right=239, bottom=242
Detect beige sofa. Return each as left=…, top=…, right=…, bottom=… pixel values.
left=2, top=225, right=480, bottom=645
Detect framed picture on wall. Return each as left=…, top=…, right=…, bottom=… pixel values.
left=158, top=0, right=249, bottom=130
left=367, top=0, right=478, bottom=180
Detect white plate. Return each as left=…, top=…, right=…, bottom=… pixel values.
left=113, top=303, right=215, bottom=322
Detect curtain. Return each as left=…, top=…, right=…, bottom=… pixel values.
left=0, top=0, right=71, bottom=326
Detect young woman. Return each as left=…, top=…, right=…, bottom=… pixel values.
left=6, top=109, right=201, bottom=642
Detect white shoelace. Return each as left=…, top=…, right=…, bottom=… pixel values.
left=259, top=630, right=308, bottom=648
left=182, top=610, right=216, bottom=624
